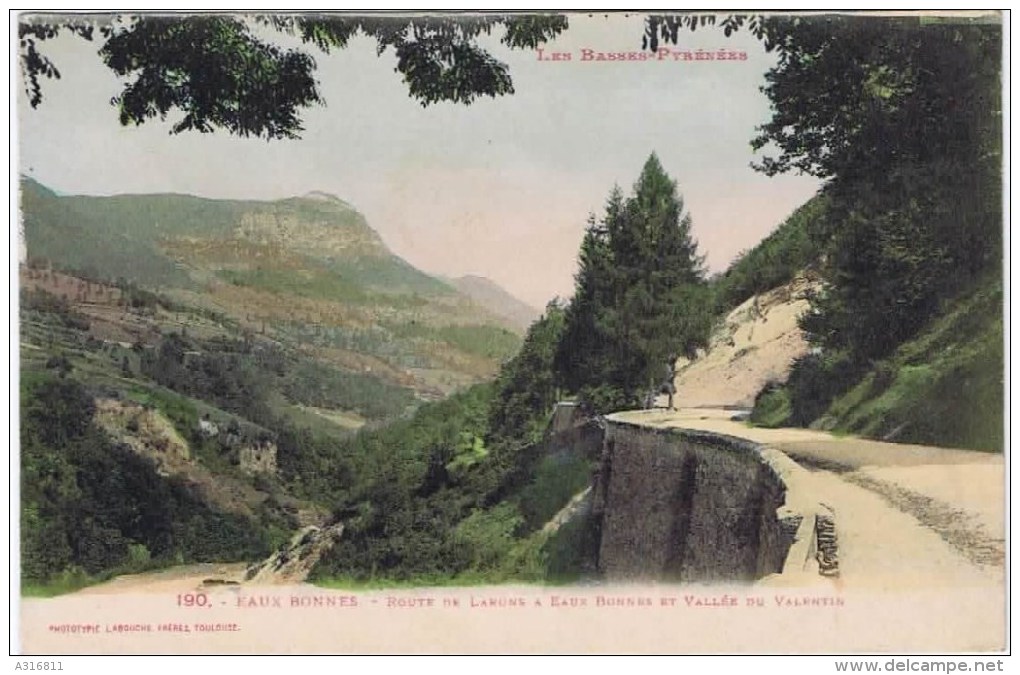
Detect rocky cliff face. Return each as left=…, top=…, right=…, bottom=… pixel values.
left=233, top=196, right=389, bottom=259
left=92, top=398, right=280, bottom=518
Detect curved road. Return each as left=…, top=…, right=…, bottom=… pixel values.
left=612, top=408, right=1006, bottom=650
left=615, top=408, right=1005, bottom=585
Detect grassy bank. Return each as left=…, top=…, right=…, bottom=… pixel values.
left=752, top=274, right=1003, bottom=452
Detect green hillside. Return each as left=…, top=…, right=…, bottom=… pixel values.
left=739, top=230, right=1004, bottom=453
left=712, top=193, right=828, bottom=311
left=21, top=178, right=199, bottom=288
left=20, top=178, right=522, bottom=399
left=21, top=177, right=445, bottom=295
left=819, top=275, right=1003, bottom=451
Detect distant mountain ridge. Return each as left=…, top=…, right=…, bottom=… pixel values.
left=20, top=177, right=407, bottom=284
left=19, top=178, right=524, bottom=398
left=448, top=275, right=542, bottom=332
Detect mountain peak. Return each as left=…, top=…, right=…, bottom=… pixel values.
left=302, top=190, right=347, bottom=204
left=448, top=275, right=541, bottom=333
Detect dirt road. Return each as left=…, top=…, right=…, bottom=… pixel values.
left=614, top=408, right=1006, bottom=583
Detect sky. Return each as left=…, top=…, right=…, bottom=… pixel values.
left=16, top=12, right=822, bottom=309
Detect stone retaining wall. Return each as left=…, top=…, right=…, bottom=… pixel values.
left=590, top=415, right=828, bottom=582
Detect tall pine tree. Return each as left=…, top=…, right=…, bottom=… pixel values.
left=488, top=301, right=567, bottom=446
left=554, top=193, right=621, bottom=409
left=556, top=154, right=712, bottom=413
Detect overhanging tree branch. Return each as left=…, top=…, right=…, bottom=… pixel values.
left=18, top=12, right=568, bottom=140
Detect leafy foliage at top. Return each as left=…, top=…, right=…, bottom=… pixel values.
left=649, top=13, right=1000, bottom=177
left=19, top=19, right=99, bottom=108
left=19, top=13, right=568, bottom=139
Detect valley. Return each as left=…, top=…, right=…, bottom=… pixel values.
left=17, top=178, right=538, bottom=595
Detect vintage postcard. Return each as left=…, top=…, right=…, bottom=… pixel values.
left=12, top=10, right=1007, bottom=656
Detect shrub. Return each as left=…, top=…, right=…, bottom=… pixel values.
left=785, top=351, right=862, bottom=426
left=750, top=385, right=792, bottom=428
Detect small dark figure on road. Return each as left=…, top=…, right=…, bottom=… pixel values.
left=645, top=356, right=678, bottom=411
left=662, top=355, right=678, bottom=411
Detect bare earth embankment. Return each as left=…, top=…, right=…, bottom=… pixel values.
left=672, top=276, right=817, bottom=408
